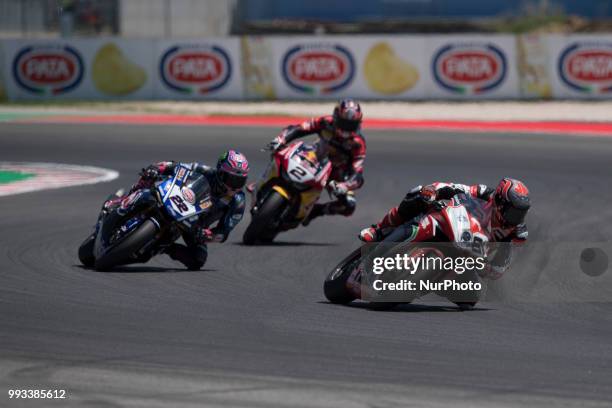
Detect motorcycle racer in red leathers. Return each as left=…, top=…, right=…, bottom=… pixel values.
left=359, top=178, right=530, bottom=279
left=267, top=99, right=366, bottom=224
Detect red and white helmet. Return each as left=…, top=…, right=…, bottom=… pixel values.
left=494, top=178, right=530, bottom=226
left=333, top=99, right=363, bottom=139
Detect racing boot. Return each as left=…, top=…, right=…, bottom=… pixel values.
left=359, top=225, right=383, bottom=242
left=302, top=203, right=328, bottom=226
left=358, top=206, right=406, bottom=242
left=303, top=193, right=356, bottom=226
left=164, top=243, right=208, bottom=271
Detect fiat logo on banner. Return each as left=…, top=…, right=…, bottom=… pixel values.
left=282, top=44, right=355, bottom=94
left=558, top=42, right=612, bottom=94
left=160, top=44, right=232, bottom=94
left=432, top=43, right=507, bottom=95
left=12, top=45, right=84, bottom=95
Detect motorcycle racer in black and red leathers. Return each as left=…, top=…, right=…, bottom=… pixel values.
left=358, top=178, right=530, bottom=279
left=267, top=99, right=366, bottom=224
left=84, top=150, right=249, bottom=270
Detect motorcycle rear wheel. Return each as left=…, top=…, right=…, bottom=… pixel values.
left=94, top=219, right=158, bottom=271
left=243, top=191, right=286, bottom=245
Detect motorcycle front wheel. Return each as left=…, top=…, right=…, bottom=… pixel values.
left=323, top=247, right=363, bottom=304
left=243, top=191, right=287, bottom=245
left=78, top=234, right=96, bottom=267
left=94, top=219, right=158, bottom=271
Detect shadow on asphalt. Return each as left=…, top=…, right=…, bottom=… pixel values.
left=318, top=301, right=492, bottom=312
left=74, top=265, right=216, bottom=273
left=233, top=241, right=339, bottom=247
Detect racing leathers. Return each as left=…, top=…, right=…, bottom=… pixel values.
left=107, top=161, right=245, bottom=270
left=273, top=115, right=366, bottom=222
left=360, top=182, right=528, bottom=279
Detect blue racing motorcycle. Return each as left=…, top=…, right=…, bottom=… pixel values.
left=79, top=164, right=213, bottom=271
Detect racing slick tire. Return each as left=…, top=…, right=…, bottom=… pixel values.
left=243, top=191, right=286, bottom=245
left=324, top=247, right=362, bottom=304
left=94, top=219, right=158, bottom=271
left=78, top=234, right=96, bottom=267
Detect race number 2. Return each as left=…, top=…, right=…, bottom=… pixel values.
left=289, top=165, right=308, bottom=180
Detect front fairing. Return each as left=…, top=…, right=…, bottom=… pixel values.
left=281, top=142, right=330, bottom=191
left=439, top=194, right=492, bottom=257
left=157, top=165, right=213, bottom=228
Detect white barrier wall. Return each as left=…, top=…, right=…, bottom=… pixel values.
left=2, top=39, right=156, bottom=100
left=258, top=36, right=428, bottom=99
left=1, top=35, right=611, bottom=100
left=426, top=35, right=519, bottom=99
left=155, top=39, right=242, bottom=99
left=547, top=34, right=612, bottom=99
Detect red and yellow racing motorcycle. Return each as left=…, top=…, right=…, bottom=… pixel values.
left=243, top=141, right=332, bottom=244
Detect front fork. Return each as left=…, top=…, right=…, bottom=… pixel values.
left=249, top=159, right=276, bottom=211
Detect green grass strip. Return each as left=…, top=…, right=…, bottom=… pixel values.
left=0, top=170, right=35, bottom=184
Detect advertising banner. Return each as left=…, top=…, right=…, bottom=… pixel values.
left=240, top=36, right=276, bottom=100
left=2, top=39, right=155, bottom=100
left=0, top=42, right=7, bottom=101
left=425, top=35, right=520, bottom=99
left=1, top=34, right=611, bottom=101
left=155, top=38, right=242, bottom=99
left=266, top=36, right=428, bottom=100
left=548, top=34, right=612, bottom=98
left=516, top=33, right=553, bottom=99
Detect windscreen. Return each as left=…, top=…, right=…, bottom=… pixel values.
left=183, top=173, right=211, bottom=203
left=295, top=145, right=325, bottom=173
left=453, top=193, right=491, bottom=228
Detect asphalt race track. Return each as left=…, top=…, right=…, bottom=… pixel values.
left=1, top=123, right=612, bottom=407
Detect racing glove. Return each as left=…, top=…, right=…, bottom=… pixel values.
left=420, top=184, right=449, bottom=212
left=267, top=131, right=288, bottom=152
left=420, top=184, right=437, bottom=203
left=328, top=180, right=348, bottom=197
left=132, top=165, right=161, bottom=191
left=139, top=165, right=161, bottom=181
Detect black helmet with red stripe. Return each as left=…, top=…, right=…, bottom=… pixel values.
left=333, top=99, right=363, bottom=139
left=494, top=178, right=530, bottom=226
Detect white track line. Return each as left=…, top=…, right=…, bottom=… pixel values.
left=0, top=162, right=119, bottom=197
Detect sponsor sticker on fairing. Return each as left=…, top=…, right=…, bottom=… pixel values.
left=199, top=199, right=212, bottom=210
left=432, top=43, right=507, bottom=95
left=281, top=44, right=355, bottom=94
left=181, top=187, right=196, bottom=204
left=558, top=42, right=612, bottom=94
left=159, top=44, right=232, bottom=94
left=12, top=45, right=84, bottom=95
